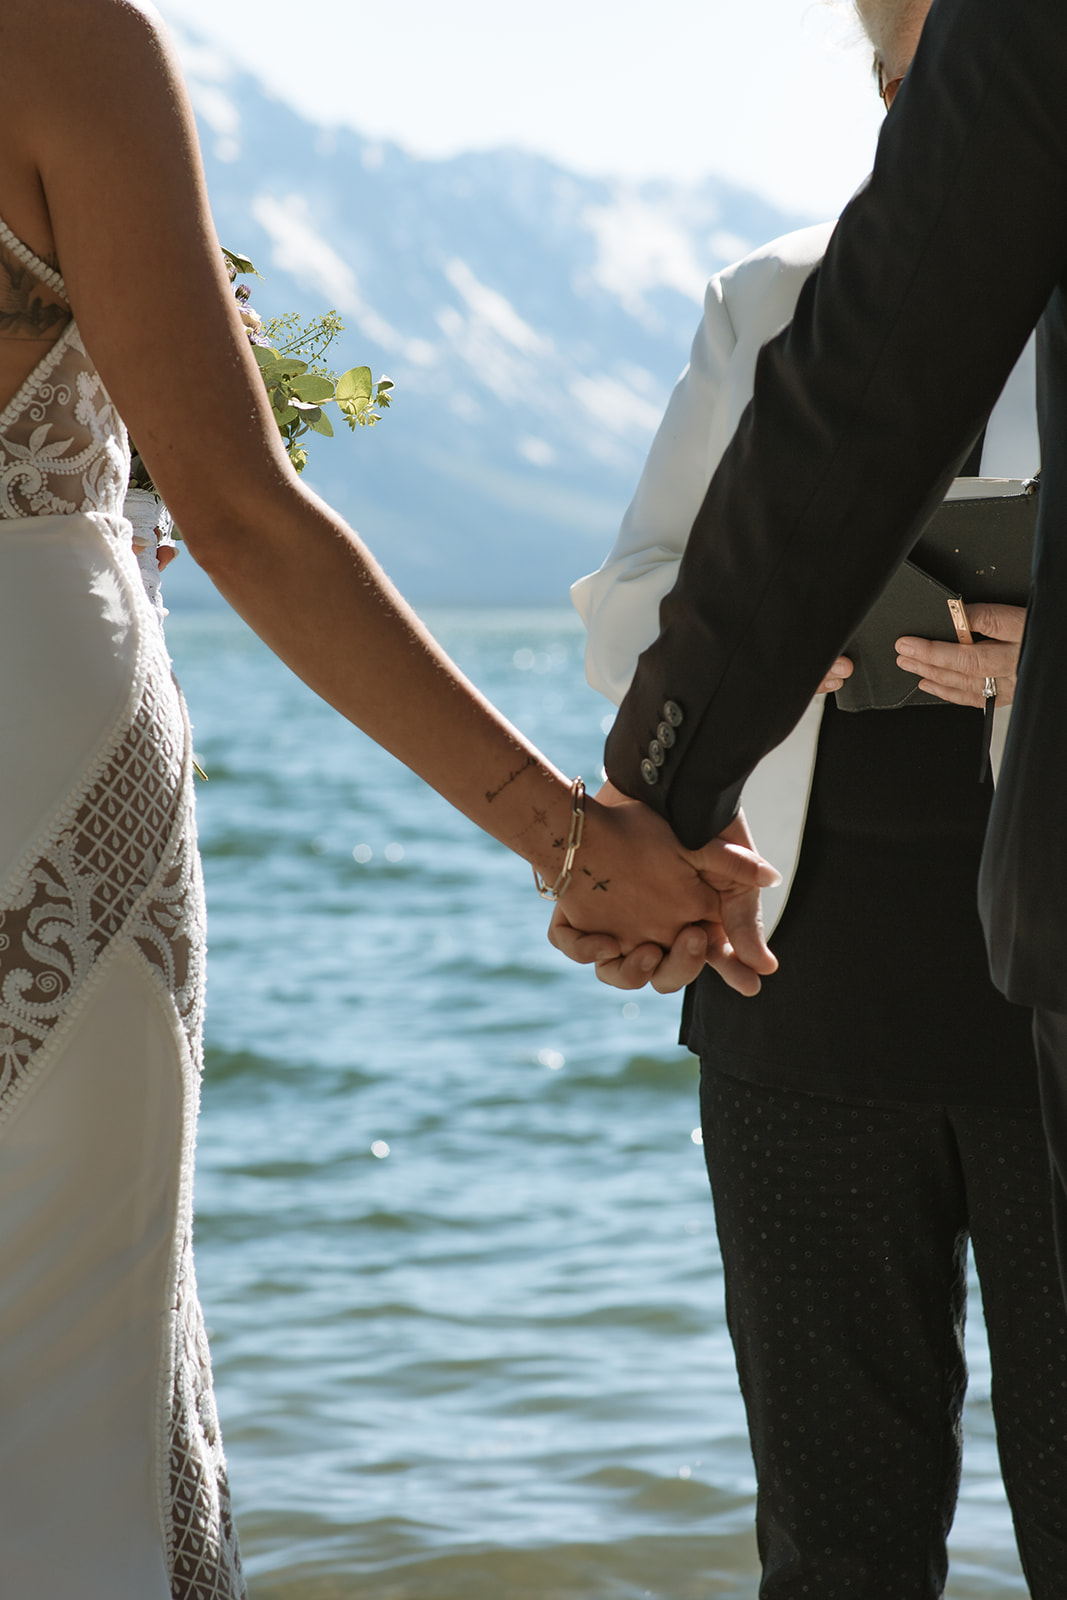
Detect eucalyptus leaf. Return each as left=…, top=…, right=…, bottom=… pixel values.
left=290, top=374, right=335, bottom=404
left=222, top=246, right=260, bottom=278
left=335, top=366, right=374, bottom=402
left=252, top=344, right=281, bottom=368
left=269, top=358, right=310, bottom=378
left=309, top=410, right=335, bottom=438
left=274, top=405, right=300, bottom=427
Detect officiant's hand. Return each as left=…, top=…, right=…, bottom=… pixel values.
left=816, top=654, right=854, bottom=694
left=895, top=602, right=1026, bottom=708
left=547, top=787, right=780, bottom=996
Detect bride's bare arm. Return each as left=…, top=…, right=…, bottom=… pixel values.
left=0, top=0, right=780, bottom=968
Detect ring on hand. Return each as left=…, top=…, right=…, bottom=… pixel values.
left=983, top=676, right=998, bottom=700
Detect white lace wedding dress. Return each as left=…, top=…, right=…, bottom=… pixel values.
left=0, top=218, right=245, bottom=1596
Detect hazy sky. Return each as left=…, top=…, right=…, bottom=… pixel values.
left=157, top=0, right=885, bottom=220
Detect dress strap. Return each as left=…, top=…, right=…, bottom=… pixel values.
left=0, top=214, right=68, bottom=303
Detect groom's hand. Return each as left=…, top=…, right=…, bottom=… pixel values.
left=547, top=785, right=780, bottom=995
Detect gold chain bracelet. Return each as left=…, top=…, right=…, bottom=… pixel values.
left=532, top=777, right=586, bottom=901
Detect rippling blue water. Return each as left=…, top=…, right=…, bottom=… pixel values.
left=168, top=608, right=1027, bottom=1599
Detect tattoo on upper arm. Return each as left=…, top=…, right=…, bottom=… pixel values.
left=0, top=248, right=70, bottom=340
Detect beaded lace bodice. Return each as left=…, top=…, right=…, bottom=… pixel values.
left=0, top=217, right=129, bottom=520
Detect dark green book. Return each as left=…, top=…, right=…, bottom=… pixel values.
left=836, top=476, right=1038, bottom=712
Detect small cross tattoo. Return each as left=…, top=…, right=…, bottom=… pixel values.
left=592, top=879, right=610, bottom=892
left=553, top=836, right=565, bottom=850
left=532, top=808, right=548, bottom=827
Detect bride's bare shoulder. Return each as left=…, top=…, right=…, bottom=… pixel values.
left=0, top=0, right=170, bottom=98
left=1, top=0, right=165, bottom=40
left=0, top=0, right=196, bottom=259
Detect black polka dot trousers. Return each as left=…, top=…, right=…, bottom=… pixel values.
left=699, top=1065, right=1067, bottom=1599
left=1033, top=1008, right=1067, bottom=1306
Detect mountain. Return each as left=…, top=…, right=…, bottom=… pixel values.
left=165, top=31, right=810, bottom=608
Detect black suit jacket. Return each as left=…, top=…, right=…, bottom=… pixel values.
left=605, top=0, right=1067, bottom=1010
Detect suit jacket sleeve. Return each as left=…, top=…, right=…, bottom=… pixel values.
left=605, top=0, right=1067, bottom=849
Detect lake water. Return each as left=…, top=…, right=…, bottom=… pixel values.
left=169, top=606, right=1029, bottom=1600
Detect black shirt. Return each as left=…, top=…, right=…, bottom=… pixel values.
left=685, top=697, right=1038, bottom=1106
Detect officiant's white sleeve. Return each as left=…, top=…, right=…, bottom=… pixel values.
left=573, top=222, right=837, bottom=706
left=572, top=277, right=740, bottom=706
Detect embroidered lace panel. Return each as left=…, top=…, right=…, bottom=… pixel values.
left=0, top=217, right=128, bottom=523
left=0, top=321, right=130, bottom=520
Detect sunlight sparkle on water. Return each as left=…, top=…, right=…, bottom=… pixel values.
left=371, top=1140, right=391, bottom=1159
left=352, top=843, right=372, bottom=863
left=536, top=1048, right=565, bottom=1071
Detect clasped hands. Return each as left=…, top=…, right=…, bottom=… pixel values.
left=548, top=782, right=782, bottom=996
left=552, top=602, right=1026, bottom=996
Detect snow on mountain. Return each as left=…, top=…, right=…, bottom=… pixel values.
left=168, top=31, right=810, bottom=607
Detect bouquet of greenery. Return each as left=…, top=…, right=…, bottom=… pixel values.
left=128, top=246, right=393, bottom=492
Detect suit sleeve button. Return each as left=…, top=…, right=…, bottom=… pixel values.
left=640, top=758, right=659, bottom=785
left=656, top=721, right=676, bottom=749
left=662, top=700, right=684, bottom=727
left=648, top=739, right=665, bottom=767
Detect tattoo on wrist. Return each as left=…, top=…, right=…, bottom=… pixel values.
left=484, top=754, right=536, bottom=803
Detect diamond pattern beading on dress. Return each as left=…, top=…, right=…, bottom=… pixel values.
left=167, top=1230, right=246, bottom=1600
